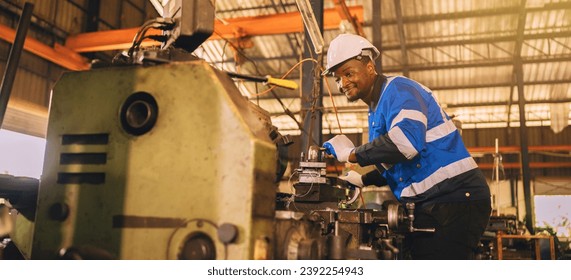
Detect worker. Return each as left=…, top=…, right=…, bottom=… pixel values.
left=322, top=34, right=491, bottom=260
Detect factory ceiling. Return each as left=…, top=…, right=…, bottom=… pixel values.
left=208, top=0, right=571, bottom=136
left=0, top=0, right=570, bottom=136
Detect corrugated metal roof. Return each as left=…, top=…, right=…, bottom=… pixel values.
left=1, top=0, right=569, bottom=135
left=188, top=0, right=571, bottom=135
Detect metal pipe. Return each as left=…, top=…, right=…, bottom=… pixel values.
left=0, top=2, right=34, bottom=127
left=478, top=162, right=571, bottom=169
left=300, top=0, right=324, bottom=155
left=372, top=0, right=382, bottom=75
left=494, top=138, right=501, bottom=215
left=515, top=57, right=534, bottom=234
left=393, top=0, right=409, bottom=77
left=468, top=145, right=571, bottom=153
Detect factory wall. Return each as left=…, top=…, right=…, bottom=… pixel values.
left=462, top=126, right=571, bottom=177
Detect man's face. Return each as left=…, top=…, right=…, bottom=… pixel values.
left=332, top=58, right=376, bottom=102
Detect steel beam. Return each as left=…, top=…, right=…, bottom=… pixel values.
left=0, top=23, right=89, bottom=70
left=381, top=31, right=571, bottom=51
left=446, top=98, right=571, bottom=108
left=371, top=0, right=382, bottom=74
left=0, top=0, right=68, bottom=41
left=65, top=5, right=364, bottom=53
left=513, top=0, right=534, bottom=234
left=86, top=0, right=100, bottom=32
left=429, top=79, right=571, bottom=91
left=378, top=5, right=570, bottom=25
left=468, top=145, right=571, bottom=154
left=269, top=0, right=299, bottom=64
left=477, top=162, right=571, bottom=169
left=333, top=0, right=364, bottom=36
left=217, top=3, right=297, bottom=14
left=300, top=0, right=324, bottom=155
left=0, top=2, right=34, bottom=127
left=393, top=0, right=409, bottom=76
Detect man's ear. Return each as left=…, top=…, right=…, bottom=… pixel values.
left=367, top=61, right=376, bottom=74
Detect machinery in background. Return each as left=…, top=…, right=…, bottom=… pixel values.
left=9, top=59, right=283, bottom=260
left=0, top=0, right=433, bottom=260
left=1, top=0, right=280, bottom=260
left=476, top=215, right=563, bottom=260
left=275, top=146, right=435, bottom=260
left=475, top=215, right=519, bottom=259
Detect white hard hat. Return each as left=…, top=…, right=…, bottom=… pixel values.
left=322, top=34, right=380, bottom=76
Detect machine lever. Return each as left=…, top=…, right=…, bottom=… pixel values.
left=405, top=202, right=436, bottom=233
left=411, top=227, right=436, bottom=233
left=227, top=72, right=298, bottom=90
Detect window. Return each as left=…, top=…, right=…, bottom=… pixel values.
left=0, top=129, right=45, bottom=179
left=534, top=195, right=571, bottom=240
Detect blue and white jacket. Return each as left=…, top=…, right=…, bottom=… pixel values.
left=355, top=75, right=489, bottom=204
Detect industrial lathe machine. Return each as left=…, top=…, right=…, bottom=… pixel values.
left=0, top=0, right=429, bottom=260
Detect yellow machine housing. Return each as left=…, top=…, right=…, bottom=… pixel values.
left=13, top=61, right=277, bottom=259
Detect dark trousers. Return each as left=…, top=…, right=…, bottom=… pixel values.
left=403, top=199, right=492, bottom=260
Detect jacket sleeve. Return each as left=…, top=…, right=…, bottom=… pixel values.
left=361, top=167, right=388, bottom=187
left=354, top=134, right=407, bottom=165
left=356, top=80, right=429, bottom=166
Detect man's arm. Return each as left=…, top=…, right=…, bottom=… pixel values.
left=350, top=134, right=407, bottom=165
left=361, top=168, right=388, bottom=186
left=350, top=82, right=429, bottom=166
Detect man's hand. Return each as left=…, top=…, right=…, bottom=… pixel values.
left=338, top=170, right=364, bottom=188
left=323, top=135, right=355, bottom=162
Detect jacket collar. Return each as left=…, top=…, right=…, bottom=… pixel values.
left=370, top=74, right=387, bottom=110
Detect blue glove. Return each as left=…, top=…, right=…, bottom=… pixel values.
left=323, top=134, right=355, bottom=162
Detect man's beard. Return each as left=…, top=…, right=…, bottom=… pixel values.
left=343, top=88, right=360, bottom=102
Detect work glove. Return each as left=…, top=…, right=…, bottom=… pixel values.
left=339, top=170, right=364, bottom=188
left=323, top=134, right=355, bottom=163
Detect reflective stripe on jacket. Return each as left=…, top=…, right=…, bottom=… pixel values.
left=367, top=76, right=478, bottom=200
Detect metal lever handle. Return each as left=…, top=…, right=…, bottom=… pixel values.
left=405, top=202, right=436, bottom=233
left=226, top=72, right=298, bottom=90
left=411, top=227, right=436, bottom=233
left=265, top=76, right=298, bottom=90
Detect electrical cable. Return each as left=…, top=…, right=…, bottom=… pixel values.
left=221, top=40, right=229, bottom=71
left=288, top=170, right=299, bottom=194
left=322, top=76, right=343, bottom=134
left=208, top=31, right=345, bottom=144
left=128, top=18, right=175, bottom=58
left=533, top=151, right=571, bottom=158
left=248, top=58, right=316, bottom=96
left=129, top=20, right=162, bottom=57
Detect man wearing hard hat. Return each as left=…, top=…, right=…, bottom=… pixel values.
left=322, top=34, right=491, bottom=260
